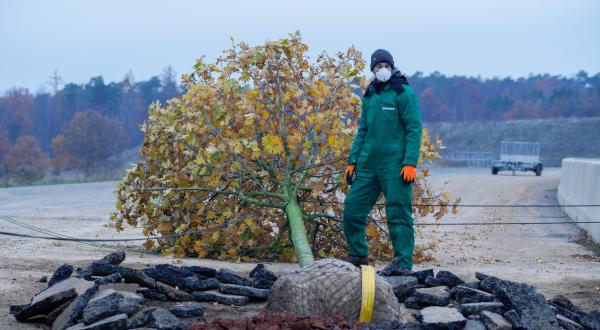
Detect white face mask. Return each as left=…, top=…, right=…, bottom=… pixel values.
left=375, top=67, right=392, bottom=82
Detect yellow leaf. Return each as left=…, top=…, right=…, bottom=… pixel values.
left=327, top=135, right=336, bottom=146
left=261, top=133, right=284, bottom=154
left=143, top=240, right=154, bottom=250
left=194, top=241, right=208, bottom=258
left=366, top=223, right=378, bottom=238
left=227, top=247, right=238, bottom=257
left=157, top=223, right=171, bottom=234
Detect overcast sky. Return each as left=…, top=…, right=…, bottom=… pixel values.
left=1, top=0, right=599, bottom=94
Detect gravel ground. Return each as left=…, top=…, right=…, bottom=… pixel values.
left=0, top=167, right=598, bottom=329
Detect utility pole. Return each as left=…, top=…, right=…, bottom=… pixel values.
left=49, top=69, right=62, bottom=95
left=46, top=69, right=63, bottom=158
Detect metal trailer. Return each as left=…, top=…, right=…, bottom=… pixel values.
left=491, top=141, right=543, bottom=176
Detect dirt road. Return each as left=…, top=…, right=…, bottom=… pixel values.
left=1, top=167, right=599, bottom=328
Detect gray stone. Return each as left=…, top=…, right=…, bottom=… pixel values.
left=404, top=296, right=425, bottom=310
left=82, top=290, right=123, bottom=324
left=182, top=276, right=220, bottom=292
left=383, top=276, right=421, bottom=303
left=93, top=273, right=122, bottom=285
left=550, top=304, right=582, bottom=326
left=197, top=278, right=221, bottom=290
left=148, top=307, right=184, bottom=330
left=74, top=267, right=93, bottom=281
left=144, top=267, right=182, bottom=288
left=89, top=262, right=116, bottom=276
left=251, top=277, right=276, bottom=289
left=113, top=289, right=143, bottom=302
left=155, top=281, right=191, bottom=301
left=556, top=314, right=584, bottom=330
left=128, top=307, right=182, bottom=330
left=384, top=275, right=419, bottom=289
left=218, top=283, right=270, bottom=300
left=476, top=272, right=561, bottom=329
left=413, top=286, right=450, bottom=306
left=459, top=302, right=506, bottom=315
left=33, top=277, right=95, bottom=304
left=407, top=269, right=435, bottom=284
left=136, top=287, right=168, bottom=301
left=435, top=270, right=465, bottom=288
left=115, top=266, right=156, bottom=288
left=82, top=289, right=142, bottom=324
left=503, top=309, right=526, bottom=330
left=98, top=250, right=126, bottom=266
left=249, top=264, right=278, bottom=284
left=168, top=301, right=204, bottom=318
left=117, top=297, right=142, bottom=316
left=15, top=288, right=78, bottom=322
left=462, top=282, right=482, bottom=290
left=215, top=268, right=252, bottom=286
left=144, top=264, right=196, bottom=288
left=463, top=319, right=486, bottom=330
left=249, top=264, right=278, bottom=289
left=192, top=290, right=249, bottom=305
left=397, top=284, right=424, bottom=303
left=47, top=299, right=73, bottom=326
left=480, top=311, right=512, bottom=330
left=52, top=285, right=99, bottom=330
left=127, top=307, right=157, bottom=328
left=39, top=275, right=48, bottom=283
left=551, top=295, right=600, bottom=330
left=424, top=276, right=444, bottom=287
left=99, top=282, right=141, bottom=294
left=449, top=285, right=495, bottom=304
left=65, top=313, right=128, bottom=330
left=415, top=306, right=466, bottom=329
left=182, top=265, right=216, bottom=277
left=49, top=264, right=74, bottom=287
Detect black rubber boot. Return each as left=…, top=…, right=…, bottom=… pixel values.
left=378, top=256, right=412, bottom=276
left=343, top=255, right=369, bottom=267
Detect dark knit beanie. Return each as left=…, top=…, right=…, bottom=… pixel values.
left=370, top=49, right=394, bottom=71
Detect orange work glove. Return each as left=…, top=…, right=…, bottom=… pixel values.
left=400, top=165, right=417, bottom=183
left=345, top=164, right=356, bottom=185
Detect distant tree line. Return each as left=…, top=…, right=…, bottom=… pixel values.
left=0, top=66, right=180, bottom=184
left=0, top=67, right=598, bottom=185
left=410, top=70, right=599, bottom=122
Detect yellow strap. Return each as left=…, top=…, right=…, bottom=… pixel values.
left=359, top=265, right=375, bottom=322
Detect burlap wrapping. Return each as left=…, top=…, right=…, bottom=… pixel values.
left=266, top=258, right=402, bottom=322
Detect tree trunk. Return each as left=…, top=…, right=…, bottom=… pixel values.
left=285, top=199, right=314, bottom=267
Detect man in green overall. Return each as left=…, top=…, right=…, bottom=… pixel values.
left=343, top=49, right=422, bottom=272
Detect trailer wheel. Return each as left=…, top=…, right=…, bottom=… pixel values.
left=535, top=165, right=542, bottom=176
left=491, top=167, right=498, bottom=175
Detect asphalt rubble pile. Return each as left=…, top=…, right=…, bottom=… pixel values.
left=362, top=264, right=600, bottom=330
left=9, top=250, right=279, bottom=330
left=9, top=250, right=600, bottom=330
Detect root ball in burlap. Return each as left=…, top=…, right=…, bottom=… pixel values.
left=266, top=258, right=402, bottom=322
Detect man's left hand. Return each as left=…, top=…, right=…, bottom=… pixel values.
left=400, top=165, right=417, bottom=183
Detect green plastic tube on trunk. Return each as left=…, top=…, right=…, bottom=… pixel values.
left=285, top=199, right=314, bottom=267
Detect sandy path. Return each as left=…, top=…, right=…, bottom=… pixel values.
left=0, top=167, right=599, bottom=329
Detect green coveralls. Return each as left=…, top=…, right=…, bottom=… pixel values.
left=343, top=82, right=422, bottom=269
